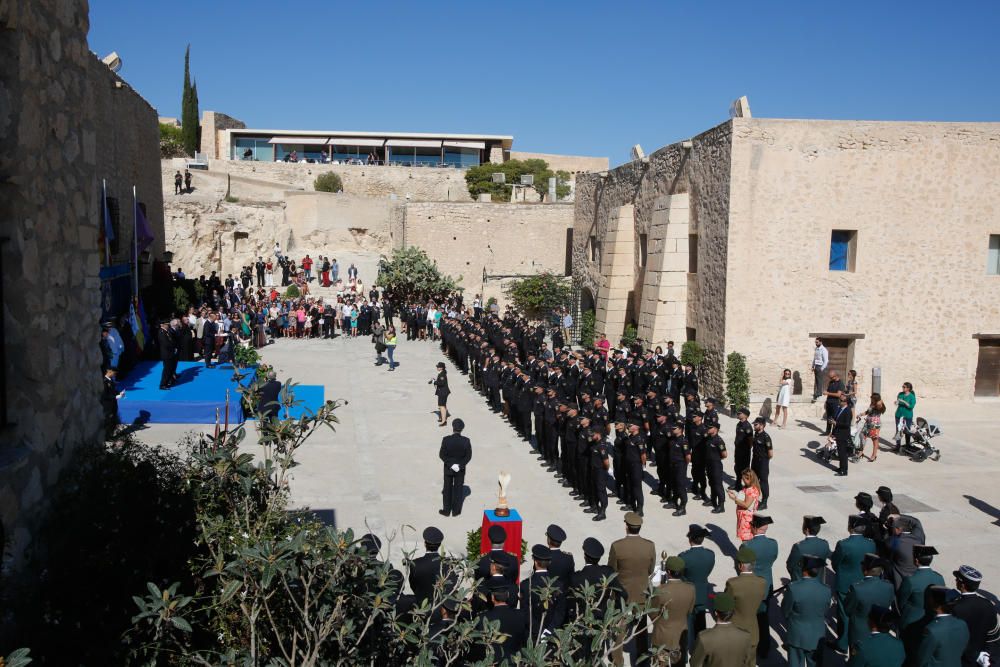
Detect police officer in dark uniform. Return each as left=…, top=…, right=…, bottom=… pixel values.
left=702, top=397, right=720, bottom=430
left=157, top=319, right=178, bottom=389
left=731, top=408, right=753, bottom=490
left=669, top=422, right=691, bottom=516
left=476, top=525, right=519, bottom=585
left=704, top=423, right=728, bottom=513
left=612, top=421, right=629, bottom=504
left=624, top=422, right=647, bottom=516
left=651, top=413, right=672, bottom=499
left=589, top=429, right=611, bottom=521
left=546, top=525, right=575, bottom=588
left=689, top=411, right=708, bottom=501
left=569, top=537, right=625, bottom=660
left=472, top=552, right=519, bottom=615
left=438, top=418, right=471, bottom=517
left=472, top=579, right=528, bottom=663
left=408, top=526, right=444, bottom=605
left=750, top=416, right=773, bottom=510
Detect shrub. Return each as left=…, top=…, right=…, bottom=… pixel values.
left=378, top=246, right=460, bottom=303
left=284, top=284, right=300, bottom=299
left=579, top=309, right=596, bottom=347
left=681, top=340, right=706, bottom=368
left=464, top=158, right=571, bottom=202
left=504, top=272, right=573, bottom=322
left=313, top=172, right=344, bottom=193
left=234, top=344, right=261, bottom=368
left=465, top=527, right=528, bottom=566
left=172, top=284, right=190, bottom=313
left=621, top=323, right=638, bottom=348
left=724, top=351, right=751, bottom=412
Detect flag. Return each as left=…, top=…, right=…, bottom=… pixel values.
left=133, top=200, right=154, bottom=259
left=130, top=301, right=145, bottom=352
left=137, top=297, right=150, bottom=350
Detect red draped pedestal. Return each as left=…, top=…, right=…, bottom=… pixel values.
left=480, top=509, right=523, bottom=562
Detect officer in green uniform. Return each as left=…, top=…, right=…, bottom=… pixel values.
left=915, top=586, right=970, bottom=667
left=847, top=606, right=905, bottom=667
left=690, top=592, right=753, bottom=667
left=833, top=515, right=878, bottom=652
left=845, top=554, right=896, bottom=656
left=787, top=516, right=832, bottom=582
left=781, top=555, right=831, bottom=667
left=898, top=546, right=944, bottom=630
left=679, top=524, right=716, bottom=647
left=744, top=514, right=779, bottom=659
left=724, top=546, right=768, bottom=663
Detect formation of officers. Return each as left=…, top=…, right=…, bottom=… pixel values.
left=394, top=497, right=997, bottom=667
left=439, top=312, right=773, bottom=521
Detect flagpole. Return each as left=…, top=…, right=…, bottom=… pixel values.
left=133, top=185, right=138, bottom=298
left=102, top=179, right=110, bottom=266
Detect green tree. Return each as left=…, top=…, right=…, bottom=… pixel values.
left=180, top=45, right=199, bottom=157
left=464, top=159, right=571, bottom=202
left=313, top=172, right=344, bottom=193
left=579, top=309, right=596, bottom=347
left=724, top=351, right=751, bottom=412
left=681, top=340, right=706, bottom=368
left=504, top=272, right=573, bottom=321
left=159, top=123, right=186, bottom=158
left=377, top=246, right=460, bottom=303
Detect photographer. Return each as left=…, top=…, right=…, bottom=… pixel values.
left=372, top=321, right=387, bottom=366
left=431, top=362, right=450, bottom=426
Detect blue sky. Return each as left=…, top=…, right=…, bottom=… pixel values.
left=89, top=1, right=1000, bottom=165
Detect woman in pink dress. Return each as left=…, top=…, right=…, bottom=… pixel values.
left=728, top=469, right=762, bottom=542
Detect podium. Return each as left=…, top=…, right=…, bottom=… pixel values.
left=480, top=509, right=523, bottom=562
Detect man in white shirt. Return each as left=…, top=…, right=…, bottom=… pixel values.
left=812, top=338, right=829, bottom=401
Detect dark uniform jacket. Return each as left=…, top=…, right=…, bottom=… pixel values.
left=679, top=545, right=716, bottom=612
left=258, top=379, right=282, bottom=418
left=898, top=567, right=945, bottom=629
left=408, top=551, right=442, bottom=604
left=438, top=433, right=472, bottom=473
left=845, top=576, right=895, bottom=649
left=847, top=632, right=906, bottom=667
left=833, top=535, right=877, bottom=594
left=519, top=570, right=567, bottom=638
left=781, top=576, right=831, bottom=651
left=548, top=549, right=575, bottom=591
left=952, top=591, right=1000, bottom=666
left=916, top=614, right=970, bottom=667
left=787, top=536, right=831, bottom=581
left=690, top=622, right=752, bottom=667
left=474, top=605, right=527, bottom=662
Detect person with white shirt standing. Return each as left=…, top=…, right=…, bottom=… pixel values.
left=812, top=338, right=829, bottom=401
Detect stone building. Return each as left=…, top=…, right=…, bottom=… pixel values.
left=0, top=0, right=165, bottom=566
left=574, top=117, right=1000, bottom=401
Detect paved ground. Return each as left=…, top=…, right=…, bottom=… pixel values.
left=139, top=335, right=1000, bottom=663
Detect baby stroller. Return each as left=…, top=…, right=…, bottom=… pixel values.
left=894, top=417, right=942, bottom=462
left=818, top=422, right=864, bottom=463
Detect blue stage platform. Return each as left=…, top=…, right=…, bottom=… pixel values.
left=117, top=361, right=326, bottom=425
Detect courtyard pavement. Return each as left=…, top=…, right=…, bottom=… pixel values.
left=138, top=335, right=1000, bottom=663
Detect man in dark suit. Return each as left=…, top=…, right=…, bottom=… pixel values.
left=832, top=392, right=853, bottom=476
left=408, top=526, right=444, bottom=605
left=157, top=320, right=177, bottom=389
left=202, top=312, right=218, bottom=368
left=887, top=515, right=924, bottom=590
left=545, top=524, right=575, bottom=590
left=438, top=418, right=472, bottom=517
left=257, top=370, right=282, bottom=422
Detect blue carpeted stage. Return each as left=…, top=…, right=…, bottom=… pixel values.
left=117, top=361, right=326, bottom=425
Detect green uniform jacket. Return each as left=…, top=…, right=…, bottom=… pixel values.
left=847, top=631, right=905, bottom=667
left=650, top=579, right=696, bottom=651
left=690, top=622, right=753, bottom=667
left=724, top=573, right=768, bottom=650
left=679, top=545, right=716, bottom=612
left=781, top=576, right=831, bottom=650
left=608, top=535, right=656, bottom=604
left=916, top=614, right=970, bottom=667
left=832, top=535, right=877, bottom=594
left=745, top=534, right=779, bottom=594
left=786, top=535, right=832, bottom=581
left=897, top=567, right=944, bottom=629
left=846, top=577, right=895, bottom=649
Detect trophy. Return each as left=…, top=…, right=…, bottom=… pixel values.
left=495, top=471, right=511, bottom=517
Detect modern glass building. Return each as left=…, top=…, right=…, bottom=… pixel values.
left=227, top=129, right=513, bottom=168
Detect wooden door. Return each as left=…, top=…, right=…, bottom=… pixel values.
left=975, top=341, right=1000, bottom=397
left=825, top=338, right=852, bottom=379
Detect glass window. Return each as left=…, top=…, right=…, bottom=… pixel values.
left=830, top=230, right=856, bottom=271
left=232, top=137, right=273, bottom=162
left=989, top=235, right=1000, bottom=275
left=688, top=234, right=698, bottom=273
left=389, top=146, right=442, bottom=166
left=443, top=147, right=481, bottom=168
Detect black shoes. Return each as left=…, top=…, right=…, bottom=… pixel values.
left=712, top=507, right=726, bottom=514
left=672, top=508, right=687, bottom=517
left=438, top=510, right=450, bottom=517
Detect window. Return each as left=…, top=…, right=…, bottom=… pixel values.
left=988, top=235, right=1000, bottom=275
left=589, top=235, right=599, bottom=262
left=639, top=234, right=648, bottom=267
left=829, top=229, right=857, bottom=271
left=232, top=136, right=274, bottom=162
left=975, top=339, right=1000, bottom=397
left=686, top=327, right=697, bottom=342
left=688, top=234, right=698, bottom=273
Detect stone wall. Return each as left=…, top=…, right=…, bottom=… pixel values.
left=0, top=0, right=164, bottom=567
left=508, top=151, right=609, bottom=174
left=573, top=122, right=733, bottom=391
left=401, top=202, right=575, bottom=304
left=210, top=159, right=473, bottom=202
left=200, top=111, right=245, bottom=160
left=726, top=118, right=1000, bottom=400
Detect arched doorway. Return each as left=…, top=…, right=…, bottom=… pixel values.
left=579, top=286, right=597, bottom=346
left=580, top=286, right=596, bottom=313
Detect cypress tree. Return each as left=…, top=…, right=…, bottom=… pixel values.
left=181, top=45, right=198, bottom=156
